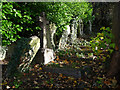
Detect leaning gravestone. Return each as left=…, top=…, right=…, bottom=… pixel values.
left=59, top=25, right=70, bottom=49
left=6, top=36, right=40, bottom=74
left=35, top=12, right=55, bottom=64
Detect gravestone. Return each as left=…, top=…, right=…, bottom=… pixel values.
left=6, top=36, right=40, bottom=73
left=49, top=22, right=57, bottom=50
left=59, top=25, right=70, bottom=49
left=78, top=19, right=84, bottom=37
left=71, top=19, right=78, bottom=42
left=0, top=46, right=7, bottom=61
left=89, top=20, right=92, bottom=34
left=36, top=12, right=55, bottom=64
left=19, top=36, right=40, bottom=72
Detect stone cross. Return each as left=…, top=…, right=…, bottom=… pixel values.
left=37, top=12, right=54, bottom=64
left=39, top=12, right=49, bottom=48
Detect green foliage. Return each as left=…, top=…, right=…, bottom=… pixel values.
left=2, top=2, right=93, bottom=46
left=90, top=27, right=115, bottom=57
left=13, top=80, right=22, bottom=88
left=2, top=2, right=21, bottom=45
left=34, top=2, right=93, bottom=38
left=45, top=2, right=72, bottom=27
left=66, top=2, right=93, bottom=21
left=2, top=2, right=40, bottom=46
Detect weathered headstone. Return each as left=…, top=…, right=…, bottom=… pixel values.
left=6, top=36, right=40, bottom=73
left=49, top=22, right=57, bottom=49
left=19, top=36, right=40, bottom=72
left=0, top=46, right=7, bottom=61
left=78, top=19, right=84, bottom=36
left=71, top=19, right=78, bottom=42
left=59, top=25, right=70, bottom=49
left=89, top=20, right=92, bottom=34
left=37, top=12, right=55, bottom=64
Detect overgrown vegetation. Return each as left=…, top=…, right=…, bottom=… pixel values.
left=2, top=2, right=93, bottom=46
left=2, top=2, right=40, bottom=46
left=2, top=1, right=120, bottom=89
left=90, top=27, right=115, bottom=60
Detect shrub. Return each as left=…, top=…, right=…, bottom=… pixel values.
left=90, top=27, right=115, bottom=59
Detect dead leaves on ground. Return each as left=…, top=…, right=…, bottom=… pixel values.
left=2, top=55, right=119, bottom=89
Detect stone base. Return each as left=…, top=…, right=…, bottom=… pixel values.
left=33, top=48, right=55, bottom=65
left=44, top=48, right=55, bottom=64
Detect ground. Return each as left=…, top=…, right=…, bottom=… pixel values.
left=2, top=49, right=120, bottom=89
left=2, top=39, right=120, bottom=89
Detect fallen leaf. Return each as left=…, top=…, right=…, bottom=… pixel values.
left=39, top=67, right=42, bottom=70
left=12, top=86, right=15, bottom=88
left=32, top=73, right=35, bottom=76
left=59, top=74, right=63, bottom=77
left=104, top=81, right=111, bottom=85
left=74, top=80, right=77, bottom=83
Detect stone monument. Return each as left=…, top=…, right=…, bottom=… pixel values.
left=71, top=19, right=78, bottom=42
left=59, top=25, right=70, bottom=49
left=49, top=22, right=57, bottom=50
left=89, top=20, right=92, bottom=34
left=35, top=12, right=55, bottom=64
left=78, top=19, right=84, bottom=37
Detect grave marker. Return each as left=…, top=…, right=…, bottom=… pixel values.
left=49, top=22, right=57, bottom=49
left=59, top=25, right=70, bottom=49
left=71, top=19, right=78, bottom=42
left=78, top=19, right=84, bottom=36
left=37, top=12, right=55, bottom=64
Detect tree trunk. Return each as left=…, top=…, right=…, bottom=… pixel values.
left=112, top=2, right=120, bottom=47
left=107, top=2, right=120, bottom=84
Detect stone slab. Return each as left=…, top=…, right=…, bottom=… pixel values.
left=42, top=67, right=81, bottom=78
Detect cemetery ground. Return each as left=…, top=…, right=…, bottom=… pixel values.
left=1, top=2, right=120, bottom=89
left=2, top=40, right=120, bottom=89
